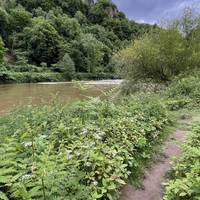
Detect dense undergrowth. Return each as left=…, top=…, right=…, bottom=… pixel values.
left=0, top=64, right=120, bottom=83
left=164, top=120, right=200, bottom=200
left=1, top=75, right=200, bottom=199
left=0, top=93, right=170, bottom=200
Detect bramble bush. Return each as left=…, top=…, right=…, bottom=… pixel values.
left=0, top=95, right=169, bottom=200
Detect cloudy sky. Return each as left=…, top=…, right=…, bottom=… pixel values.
left=112, top=0, right=200, bottom=24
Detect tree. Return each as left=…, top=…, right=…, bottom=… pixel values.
left=48, top=13, right=81, bottom=40
left=74, top=11, right=88, bottom=25
left=84, top=24, right=120, bottom=50
left=0, top=8, right=10, bottom=41
left=9, top=5, right=32, bottom=32
left=54, top=53, right=75, bottom=80
left=80, top=33, right=106, bottom=73
left=58, top=0, right=89, bottom=16
left=70, top=33, right=106, bottom=73
left=0, top=37, right=5, bottom=63
left=24, top=17, right=62, bottom=67
left=114, top=28, right=187, bottom=82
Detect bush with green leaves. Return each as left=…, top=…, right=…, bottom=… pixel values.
left=54, top=53, right=75, bottom=80
left=0, top=37, right=5, bottom=63
left=114, top=9, right=200, bottom=91
left=0, top=94, right=169, bottom=200
left=164, top=122, right=200, bottom=200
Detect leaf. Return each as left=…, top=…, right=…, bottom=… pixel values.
left=115, top=179, right=126, bottom=185
left=0, top=192, right=9, bottom=200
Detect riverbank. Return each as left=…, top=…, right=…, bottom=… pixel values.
left=0, top=70, right=120, bottom=84
left=0, top=75, right=200, bottom=199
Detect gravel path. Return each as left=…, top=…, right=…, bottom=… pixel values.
left=119, top=129, right=185, bottom=200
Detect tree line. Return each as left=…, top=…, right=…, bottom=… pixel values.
left=0, top=0, right=152, bottom=80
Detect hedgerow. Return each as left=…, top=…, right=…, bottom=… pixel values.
left=0, top=96, right=169, bottom=200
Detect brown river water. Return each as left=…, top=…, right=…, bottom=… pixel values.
left=0, top=80, right=122, bottom=115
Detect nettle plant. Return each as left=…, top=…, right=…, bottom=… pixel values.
left=0, top=96, right=169, bottom=200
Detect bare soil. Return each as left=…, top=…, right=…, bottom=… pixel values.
left=119, top=129, right=185, bottom=200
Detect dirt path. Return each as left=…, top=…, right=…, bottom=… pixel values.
left=119, top=129, right=185, bottom=200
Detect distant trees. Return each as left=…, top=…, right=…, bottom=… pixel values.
left=54, top=53, right=75, bottom=80
left=0, top=37, right=5, bottom=63
left=24, top=17, right=61, bottom=67
left=0, top=0, right=152, bottom=77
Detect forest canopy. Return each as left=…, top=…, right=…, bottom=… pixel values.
left=0, top=0, right=152, bottom=79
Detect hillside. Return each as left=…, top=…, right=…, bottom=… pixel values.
left=0, top=0, right=152, bottom=82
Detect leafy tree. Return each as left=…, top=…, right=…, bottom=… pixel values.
left=103, top=18, right=134, bottom=40
left=48, top=12, right=81, bottom=40
left=24, top=17, right=62, bottom=67
left=70, top=33, right=105, bottom=73
left=54, top=53, right=75, bottom=80
left=80, top=33, right=106, bottom=73
left=9, top=6, right=32, bottom=32
left=16, top=0, right=55, bottom=12
left=58, top=0, right=89, bottom=16
left=0, top=37, right=5, bottom=63
left=115, top=28, right=187, bottom=82
left=0, top=8, right=10, bottom=41
left=84, top=24, right=120, bottom=50
left=74, top=11, right=88, bottom=25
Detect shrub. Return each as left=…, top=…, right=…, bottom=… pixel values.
left=0, top=37, right=5, bottom=63
left=0, top=96, right=169, bottom=199
left=53, top=53, right=75, bottom=81
left=168, top=76, right=200, bottom=104
left=114, top=28, right=187, bottom=82
left=164, top=123, right=200, bottom=200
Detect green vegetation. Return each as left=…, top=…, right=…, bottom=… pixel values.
left=114, top=8, right=200, bottom=90
left=164, top=121, right=200, bottom=200
left=0, top=0, right=152, bottom=83
left=1, top=2, right=200, bottom=199
left=0, top=93, right=170, bottom=199
left=1, top=73, right=200, bottom=199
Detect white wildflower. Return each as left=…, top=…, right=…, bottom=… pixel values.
left=93, top=181, right=98, bottom=186
left=81, top=128, right=88, bottom=135
left=85, top=162, right=92, bottom=167
left=23, top=141, right=32, bottom=147
left=66, top=150, right=73, bottom=160
left=39, top=134, right=48, bottom=139
left=21, top=174, right=33, bottom=180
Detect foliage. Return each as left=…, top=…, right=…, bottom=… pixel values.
left=24, top=17, right=62, bottom=67
left=114, top=28, right=187, bottom=82
left=164, top=122, right=200, bottom=200
left=0, top=0, right=152, bottom=81
left=0, top=94, right=170, bottom=199
left=54, top=53, right=75, bottom=80
left=0, top=37, right=5, bottom=63
left=114, top=8, right=200, bottom=91
left=167, top=76, right=200, bottom=105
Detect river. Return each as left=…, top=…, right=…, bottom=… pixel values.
left=0, top=80, right=122, bottom=115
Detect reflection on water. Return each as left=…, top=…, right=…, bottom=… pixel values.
left=0, top=82, right=115, bottom=115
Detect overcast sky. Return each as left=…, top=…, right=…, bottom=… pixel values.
left=112, top=0, right=200, bottom=24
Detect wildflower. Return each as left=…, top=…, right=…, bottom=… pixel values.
left=81, top=128, right=88, bottom=135
left=93, top=181, right=98, bottom=186
left=93, top=131, right=105, bottom=140
left=66, top=150, right=73, bottom=160
left=21, top=174, right=33, bottom=180
left=23, top=141, right=32, bottom=147
left=85, top=162, right=92, bottom=167
left=39, top=134, right=48, bottom=139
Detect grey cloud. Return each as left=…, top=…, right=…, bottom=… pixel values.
left=113, top=0, right=199, bottom=23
